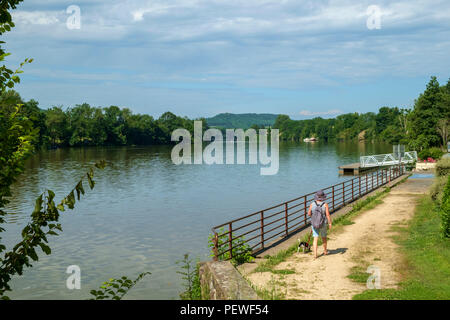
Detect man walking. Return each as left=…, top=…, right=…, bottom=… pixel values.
left=308, top=190, right=332, bottom=259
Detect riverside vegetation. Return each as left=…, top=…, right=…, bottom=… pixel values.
left=273, top=77, right=449, bottom=156
left=2, top=76, right=448, bottom=157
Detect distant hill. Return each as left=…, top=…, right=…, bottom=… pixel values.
left=206, top=113, right=279, bottom=129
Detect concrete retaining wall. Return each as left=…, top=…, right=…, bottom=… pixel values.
left=198, top=261, right=259, bottom=300
left=415, top=162, right=436, bottom=171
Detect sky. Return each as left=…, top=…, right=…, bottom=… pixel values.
left=3, top=0, right=450, bottom=119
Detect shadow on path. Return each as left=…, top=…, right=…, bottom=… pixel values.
left=324, top=248, right=348, bottom=256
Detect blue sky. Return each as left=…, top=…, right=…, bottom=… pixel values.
left=4, top=0, right=450, bottom=119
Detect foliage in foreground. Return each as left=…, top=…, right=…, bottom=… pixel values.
left=90, top=272, right=151, bottom=300
left=176, top=253, right=202, bottom=300
left=0, top=161, right=106, bottom=299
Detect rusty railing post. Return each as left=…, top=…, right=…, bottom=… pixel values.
left=260, top=211, right=264, bottom=250
left=359, top=176, right=361, bottom=198
left=372, top=171, right=374, bottom=190
left=342, top=182, right=345, bottom=205
left=304, top=195, right=307, bottom=224
left=366, top=174, right=368, bottom=194
left=377, top=169, right=379, bottom=187
left=285, top=203, right=289, bottom=236
left=213, top=232, right=219, bottom=261
left=351, top=178, right=354, bottom=201
left=332, top=186, right=335, bottom=211
left=228, top=223, right=233, bottom=259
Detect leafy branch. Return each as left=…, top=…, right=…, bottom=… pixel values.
left=0, top=160, right=107, bottom=299
left=90, top=272, right=151, bottom=300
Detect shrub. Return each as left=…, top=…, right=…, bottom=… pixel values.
left=440, top=176, right=450, bottom=238
left=430, top=176, right=448, bottom=206
left=208, top=228, right=255, bottom=266
left=176, top=254, right=202, bottom=300
left=435, top=157, right=450, bottom=177
left=418, top=147, right=444, bottom=161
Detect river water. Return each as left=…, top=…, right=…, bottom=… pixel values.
left=3, top=141, right=391, bottom=299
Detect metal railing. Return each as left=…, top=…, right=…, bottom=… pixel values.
left=360, top=151, right=417, bottom=168
left=211, top=166, right=405, bottom=261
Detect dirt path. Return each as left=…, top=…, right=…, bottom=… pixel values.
left=245, top=177, right=433, bottom=300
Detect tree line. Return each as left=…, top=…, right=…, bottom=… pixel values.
left=0, top=90, right=208, bottom=148
left=273, top=76, right=450, bottom=152
left=1, top=76, right=448, bottom=153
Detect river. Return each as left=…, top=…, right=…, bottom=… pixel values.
left=3, top=141, right=392, bottom=299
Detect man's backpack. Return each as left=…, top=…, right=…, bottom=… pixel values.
left=311, top=201, right=326, bottom=229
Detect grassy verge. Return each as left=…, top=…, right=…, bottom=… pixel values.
left=352, top=196, right=450, bottom=300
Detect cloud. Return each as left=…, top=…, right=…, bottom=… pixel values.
left=299, top=109, right=343, bottom=117
left=4, top=0, right=450, bottom=117
left=12, top=10, right=62, bottom=25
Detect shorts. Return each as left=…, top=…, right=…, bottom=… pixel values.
left=312, top=224, right=327, bottom=238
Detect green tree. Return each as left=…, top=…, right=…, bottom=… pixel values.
left=45, top=106, right=69, bottom=147
left=408, top=76, right=446, bottom=150
left=103, top=106, right=127, bottom=145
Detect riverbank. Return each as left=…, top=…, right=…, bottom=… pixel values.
left=239, top=174, right=435, bottom=299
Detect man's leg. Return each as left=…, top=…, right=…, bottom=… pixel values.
left=322, top=236, right=328, bottom=255
left=313, top=236, right=319, bottom=259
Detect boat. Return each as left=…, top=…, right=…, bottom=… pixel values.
left=303, top=137, right=318, bottom=142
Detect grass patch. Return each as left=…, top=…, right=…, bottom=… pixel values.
left=271, top=269, right=296, bottom=275
left=353, top=196, right=450, bottom=300
left=348, top=265, right=371, bottom=284
left=339, top=219, right=355, bottom=226
left=250, top=276, right=287, bottom=300
left=253, top=243, right=300, bottom=273
left=333, top=194, right=387, bottom=228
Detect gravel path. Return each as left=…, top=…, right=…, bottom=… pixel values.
left=245, top=177, right=433, bottom=300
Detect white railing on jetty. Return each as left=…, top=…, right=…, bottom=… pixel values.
left=360, top=151, right=417, bottom=168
